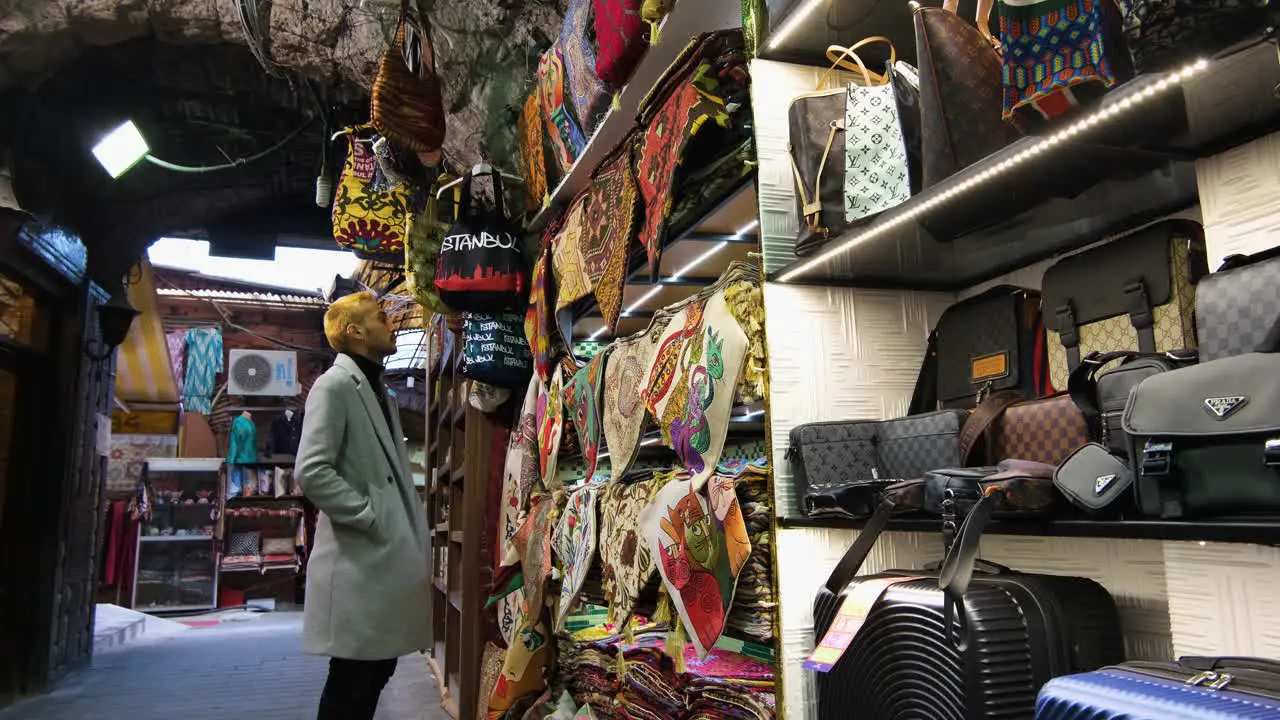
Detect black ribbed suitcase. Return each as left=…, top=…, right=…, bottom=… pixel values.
left=814, top=500, right=1124, bottom=720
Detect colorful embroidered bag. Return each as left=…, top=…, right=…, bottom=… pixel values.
left=581, top=142, right=639, bottom=333
left=562, top=0, right=612, bottom=134
left=539, top=45, right=589, bottom=173
left=518, top=92, right=550, bottom=211
left=331, top=125, right=412, bottom=262
left=371, top=0, right=446, bottom=155
left=433, top=170, right=528, bottom=311
left=594, top=0, right=648, bottom=86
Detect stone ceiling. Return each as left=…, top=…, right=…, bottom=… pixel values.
left=0, top=0, right=563, bottom=288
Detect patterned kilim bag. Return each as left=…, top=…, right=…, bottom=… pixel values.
left=635, top=30, right=747, bottom=276
left=371, top=0, right=445, bottom=155
left=562, top=349, right=610, bottom=479
left=518, top=92, right=550, bottom=211
left=539, top=45, right=589, bottom=174
left=331, top=125, right=411, bottom=261
left=551, top=194, right=595, bottom=313
left=562, top=0, right=612, bottom=134
left=603, top=312, right=675, bottom=483
left=580, top=142, right=640, bottom=333
left=594, top=0, right=648, bottom=86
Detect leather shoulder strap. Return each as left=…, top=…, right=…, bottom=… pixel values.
left=1065, top=350, right=1148, bottom=420
left=823, top=500, right=896, bottom=595
left=957, top=390, right=1023, bottom=465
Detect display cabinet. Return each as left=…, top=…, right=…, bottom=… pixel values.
left=131, top=457, right=222, bottom=613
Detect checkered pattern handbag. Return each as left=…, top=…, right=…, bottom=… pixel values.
left=1195, top=245, right=1280, bottom=362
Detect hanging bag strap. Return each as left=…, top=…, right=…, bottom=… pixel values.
left=822, top=499, right=897, bottom=595
left=817, top=38, right=891, bottom=90
left=489, top=168, right=507, bottom=223
left=788, top=121, right=842, bottom=229
left=957, top=390, right=1024, bottom=465
left=458, top=171, right=476, bottom=223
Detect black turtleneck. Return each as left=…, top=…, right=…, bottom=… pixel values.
left=346, top=353, right=394, bottom=431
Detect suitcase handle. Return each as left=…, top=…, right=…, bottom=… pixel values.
left=822, top=499, right=898, bottom=594
left=1180, top=656, right=1280, bottom=674
left=938, top=494, right=996, bottom=599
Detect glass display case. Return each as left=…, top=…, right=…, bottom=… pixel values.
left=131, top=458, right=222, bottom=613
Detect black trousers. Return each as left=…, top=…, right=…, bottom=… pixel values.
left=317, top=657, right=398, bottom=720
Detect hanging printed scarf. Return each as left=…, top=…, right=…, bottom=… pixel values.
left=488, top=617, right=552, bottom=714
left=512, top=493, right=556, bottom=620
left=552, top=481, right=602, bottom=630
left=552, top=194, right=595, bottom=313
left=519, top=91, right=550, bottom=210
left=639, top=475, right=751, bottom=659
left=539, top=45, right=588, bottom=173
left=602, top=314, right=674, bottom=483
left=581, top=143, right=639, bottom=332
left=562, top=349, right=610, bottom=479
left=562, top=0, right=612, bottom=134
left=643, top=283, right=750, bottom=490
left=183, top=327, right=223, bottom=414
left=525, top=239, right=565, bottom=384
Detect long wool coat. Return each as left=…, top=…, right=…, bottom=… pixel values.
left=297, top=353, right=431, bottom=660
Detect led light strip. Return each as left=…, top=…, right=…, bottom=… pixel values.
left=598, top=436, right=661, bottom=460
left=776, top=59, right=1209, bottom=283
left=588, top=220, right=760, bottom=340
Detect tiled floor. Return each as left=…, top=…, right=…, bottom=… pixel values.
left=0, top=612, right=448, bottom=720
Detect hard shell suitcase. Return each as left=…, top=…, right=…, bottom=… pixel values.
left=1036, top=656, right=1280, bottom=719
left=813, top=501, right=1124, bottom=720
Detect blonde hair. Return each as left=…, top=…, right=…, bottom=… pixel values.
left=323, top=291, right=378, bottom=353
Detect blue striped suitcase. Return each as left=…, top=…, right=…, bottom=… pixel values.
left=1037, top=657, right=1280, bottom=719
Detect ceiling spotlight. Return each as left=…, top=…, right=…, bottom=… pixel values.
left=92, top=121, right=150, bottom=179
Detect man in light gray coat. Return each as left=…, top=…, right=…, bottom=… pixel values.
left=297, top=290, right=431, bottom=720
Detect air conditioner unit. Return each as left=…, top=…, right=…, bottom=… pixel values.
left=227, top=349, right=300, bottom=396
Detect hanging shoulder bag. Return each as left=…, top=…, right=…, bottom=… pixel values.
left=371, top=0, right=446, bottom=156
left=434, top=171, right=528, bottom=312
left=331, top=125, right=412, bottom=262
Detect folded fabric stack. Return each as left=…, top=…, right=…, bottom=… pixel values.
left=221, top=554, right=260, bottom=572
left=618, top=646, right=682, bottom=720
left=726, top=461, right=774, bottom=642
left=558, top=639, right=618, bottom=718
left=685, top=678, right=775, bottom=720
left=261, top=553, right=297, bottom=572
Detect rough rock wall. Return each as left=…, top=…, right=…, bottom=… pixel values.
left=0, top=0, right=565, bottom=163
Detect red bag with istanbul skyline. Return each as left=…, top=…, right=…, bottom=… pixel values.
left=433, top=170, right=528, bottom=312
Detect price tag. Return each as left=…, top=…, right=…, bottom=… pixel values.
left=804, top=576, right=922, bottom=673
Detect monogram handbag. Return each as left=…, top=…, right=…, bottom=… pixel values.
left=371, top=0, right=445, bottom=156
left=839, top=39, right=912, bottom=225
left=331, top=126, right=412, bottom=262
left=914, top=0, right=1020, bottom=187
left=1041, top=219, right=1207, bottom=390
left=433, top=170, right=528, bottom=311
left=787, top=86, right=847, bottom=253
left=959, top=390, right=1091, bottom=467
left=1195, top=244, right=1280, bottom=361
left=910, top=286, right=1051, bottom=411
left=1123, top=314, right=1280, bottom=518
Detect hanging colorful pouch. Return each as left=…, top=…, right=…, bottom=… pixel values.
left=461, top=312, right=533, bottom=389
left=581, top=143, right=639, bottom=333
left=537, top=365, right=566, bottom=489
left=434, top=170, right=528, bottom=311
left=488, top=618, right=552, bottom=713
left=600, top=473, right=673, bottom=625
left=603, top=315, right=675, bottom=482
left=562, top=0, right=612, bottom=134
left=643, top=286, right=750, bottom=490
left=552, top=194, right=596, bottom=313
left=539, top=45, right=589, bottom=174
left=519, top=91, right=550, bottom=210
left=594, top=0, right=648, bottom=86
left=639, top=476, right=750, bottom=659
left=512, top=494, right=556, bottom=620
left=562, top=349, right=610, bottom=479
left=371, top=1, right=446, bottom=155
left=404, top=175, right=455, bottom=315
left=332, top=125, right=411, bottom=262
left=496, top=379, right=539, bottom=645
left=552, top=481, right=602, bottom=630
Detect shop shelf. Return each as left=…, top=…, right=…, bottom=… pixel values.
left=433, top=577, right=448, bottom=594
left=449, top=531, right=465, bottom=545
left=767, top=41, right=1280, bottom=289
left=527, top=0, right=745, bottom=233
left=226, top=495, right=303, bottom=503
left=778, top=515, right=1280, bottom=546
left=450, top=467, right=465, bottom=485
left=139, top=535, right=213, bottom=542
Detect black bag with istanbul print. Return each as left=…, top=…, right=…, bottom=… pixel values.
left=433, top=170, right=528, bottom=311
